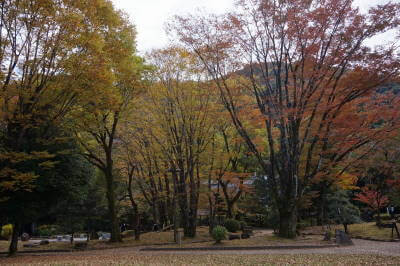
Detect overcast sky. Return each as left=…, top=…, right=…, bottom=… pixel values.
left=111, top=0, right=396, bottom=53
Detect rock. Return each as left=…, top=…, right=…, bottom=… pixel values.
left=323, top=231, right=331, bottom=241
left=229, top=234, right=241, bottom=240
left=335, top=230, right=353, bottom=246
left=21, top=233, right=30, bottom=241
left=40, top=240, right=50, bottom=245
left=241, top=233, right=250, bottom=239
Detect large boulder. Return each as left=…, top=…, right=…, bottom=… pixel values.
left=335, top=230, right=353, bottom=245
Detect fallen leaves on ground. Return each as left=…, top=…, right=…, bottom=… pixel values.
left=0, top=254, right=398, bottom=266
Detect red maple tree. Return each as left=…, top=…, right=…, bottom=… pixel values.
left=354, top=187, right=389, bottom=225
left=171, top=0, right=400, bottom=237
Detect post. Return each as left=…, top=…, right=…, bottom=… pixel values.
left=177, top=229, right=183, bottom=245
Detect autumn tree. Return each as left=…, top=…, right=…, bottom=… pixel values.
left=351, top=135, right=400, bottom=224
left=69, top=4, right=143, bottom=243
left=131, top=47, right=217, bottom=237
left=171, top=0, right=400, bottom=237
left=354, top=187, right=389, bottom=225
left=117, top=123, right=171, bottom=238
left=211, top=124, right=253, bottom=219
left=0, top=0, right=133, bottom=254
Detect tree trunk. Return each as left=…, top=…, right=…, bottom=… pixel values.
left=208, top=196, right=215, bottom=234
left=105, top=169, right=121, bottom=242
left=226, top=201, right=234, bottom=219
left=343, top=223, right=348, bottom=234
left=317, top=186, right=326, bottom=226
left=376, top=211, right=382, bottom=226
left=8, top=222, right=19, bottom=256
left=186, top=209, right=197, bottom=237
left=278, top=208, right=297, bottom=239
left=133, top=206, right=140, bottom=240
left=177, top=174, right=189, bottom=237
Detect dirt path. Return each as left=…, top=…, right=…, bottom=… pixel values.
left=6, top=239, right=398, bottom=257
left=137, top=239, right=400, bottom=257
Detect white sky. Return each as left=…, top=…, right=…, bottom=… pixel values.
left=111, top=0, right=397, bottom=53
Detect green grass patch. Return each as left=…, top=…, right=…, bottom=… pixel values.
left=348, top=222, right=398, bottom=240
left=303, top=222, right=399, bottom=241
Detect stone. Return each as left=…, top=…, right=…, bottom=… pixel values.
left=229, top=234, right=241, bottom=240
left=323, top=231, right=331, bottom=241
left=21, top=233, right=30, bottom=241
left=40, top=240, right=50, bottom=245
left=335, top=230, right=353, bottom=245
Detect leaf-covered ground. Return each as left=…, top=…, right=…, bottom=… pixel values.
left=0, top=254, right=399, bottom=265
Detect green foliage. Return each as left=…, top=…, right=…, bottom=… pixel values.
left=224, top=219, right=241, bottom=233
left=1, top=224, right=13, bottom=239
left=244, top=214, right=269, bottom=228
left=37, top=225, right=61, bottom=237
left=327, top=190, right=361, bottom=225
left=211, top=226, right=227, bottom=243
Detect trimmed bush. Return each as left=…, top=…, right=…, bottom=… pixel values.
left=212, top=226, right=227, bottom=243
left=1, top=224, right=13, bottom=240
left=224, top=219, right=240, bottom=233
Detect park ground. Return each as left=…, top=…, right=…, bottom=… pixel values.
left=0, top=239, right=399, bottom=265
left=0, top=225, right=400, bottom=265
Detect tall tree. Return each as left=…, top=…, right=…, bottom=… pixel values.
left=132, top=47, right=217, bottom=237
left=171, top=0, right=400, bottom=237
left=0, top=0, right=129, bottom=254
left=70, top=5, right=143, bottom=242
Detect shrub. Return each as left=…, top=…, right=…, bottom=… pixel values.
left=1, top=224, right=13, bottom=240
left=212, top=226, right=227, bottom=243
left=224, top=219, right=240, bottom=233
left=37, top=225, right=61, bottom=237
